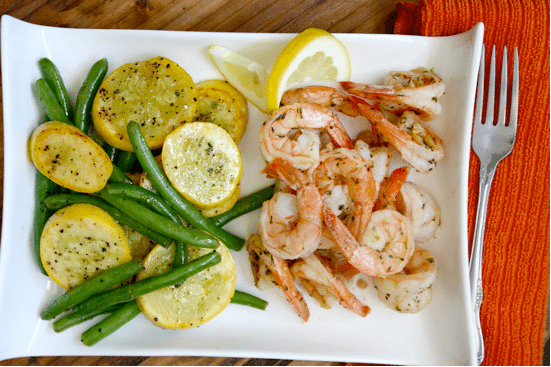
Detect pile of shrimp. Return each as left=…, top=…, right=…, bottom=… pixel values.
left=246, top=68, right=443, bottom=321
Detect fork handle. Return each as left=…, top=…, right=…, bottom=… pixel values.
left=469, top=162, right=497, bottom=365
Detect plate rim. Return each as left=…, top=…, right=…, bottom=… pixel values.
left=0, top=14, right=483, bottom=365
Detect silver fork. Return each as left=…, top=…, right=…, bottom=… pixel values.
left=470, top=44, right=519, bottom=365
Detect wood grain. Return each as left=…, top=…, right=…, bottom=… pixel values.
left=0, top=0, right=403, bottom=365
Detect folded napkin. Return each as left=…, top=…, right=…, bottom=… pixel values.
left=393, top=0, right=549, bottom=366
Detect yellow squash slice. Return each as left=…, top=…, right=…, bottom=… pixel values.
left=193, top=79, right=248, bottom=143
left=200, top=182, right=240, bottom=218
left=136, top=242, right=236, bottom=329
left=162, top=122, right=242, bottom=209
left=92, top=56, right=197, bottom=151
left=40, top=203, right=132, bottom=290
left=29, top=121, right=112, bottom=193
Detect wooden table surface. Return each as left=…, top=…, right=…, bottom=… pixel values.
left=0, top=1, right=406, bottom=365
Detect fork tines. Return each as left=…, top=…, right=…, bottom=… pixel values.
left=475, top=44, right=519, bottom=130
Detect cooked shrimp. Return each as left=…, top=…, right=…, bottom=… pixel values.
left=280, top=86, right=360, bottom=117
left=371, top=245, right=438, bottom=313
left=341, top=67, right=445, bottom=120
left=308, top=148, right=377, bottom=239
left=354, top=139, right=393, bottom=196
left=260, top=158, right=323, bottom=259
left=374, top=166, right=410, bottom=211
left=396, top=182, right=441, bottom=242
left=377, top=287, right=433, bottom=314
left=323, top=206, right=415, bottom=278
left=351, top=96, right=444, bottom=173
left=291, top=252, right=370, bottom=317
left=260, top=102, right=354, bottom=170
left=245, top=233, right=310, bottom=321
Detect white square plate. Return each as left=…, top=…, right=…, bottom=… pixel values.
left=0, top=15, right=483, bottom=365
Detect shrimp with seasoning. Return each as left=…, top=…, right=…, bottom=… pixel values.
left=245, top=233, right=310, bottom=321
left=260, top=158, right=323, bottom=260
left=351, top=96, right=444, bottom=173
left=308, top=147, right=377, bottom=240
left=260, top=102, right=353, bottom=171
left=290, top=252, right=370, bottom=317
left=280, top=85, right=360, bottom=117
left=354, top=139, right=393, bottom=196
left=324, top=206, right=415, bottom=278
left=396, top=182, right=441, bottom=242
left=373, top=166, right=410, bottom=211
left=341, top=67, right=445, bottom=120
left=371, top=245, right=438, bottom=313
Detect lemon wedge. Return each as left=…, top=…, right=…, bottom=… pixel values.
left=266, top=28, right=351, bottom=111
left=208, top=29, right=350, bottom=114
left=207, top=45, right=269, bottom=113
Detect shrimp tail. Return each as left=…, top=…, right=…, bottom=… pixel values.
left=340, top=81, right=396, bottom=100
left=298, top=253, right=370, bottom=317
left=374, top=166, right=410, bottom=211
left=272, top=256, right=311, bottom=322
left=322, top=206, right=378, bottom=277
left=262, top=157, right=303, bottom=189
left=280, top=86, right=361, bottom=118
left=246, top=234, right=310, bottom=321
left=348, top=95, right=410, bottom=146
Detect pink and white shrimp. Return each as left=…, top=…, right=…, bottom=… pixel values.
left=308, top=147, right=377, bottom=240
left=354, top=139, right=393, bottom=196
left=280, top=86, right=360, bottom=117
left=245, top=233, right=310, bottom=321
left=260, top=158, right=323, bottom=259
left=291, top=252, right=370, bottom=317
left=371, top=245, right=438, bottom=313
left=323, top=206, right=415, bottom=278
left=341, top=67, right=445, bottom=120
left=396, top=182, right=441, bottom=242
left=260, top=102, right=353, bottom=171
left=351, top=96, right=444, bottom=173
left=373, top=166, right=410, bottom=211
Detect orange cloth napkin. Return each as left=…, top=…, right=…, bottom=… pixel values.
left=392, top=0, right=550, bottom=366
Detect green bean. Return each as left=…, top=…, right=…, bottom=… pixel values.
left=105, top=183, right=180, bottom=221
left=43, top=193, right=172, bottom=247
left=81, top=301, right=141, bottom=346
left=33, top=203, right=50, bottom=275
left=40, top=114, right=50, bottom=123
left=127, top=121, right=245, bottom=251
left=230, top=290, right=268, bottom=310
left=115, top=151, right=137, bottom=172
left=53, top=304, right=123, bottom=333
left=105, top=183, right=188, bottom=264
left=41, top=258, right=143, bottom=320
left=103, top=144, right=118, bottom=163
left=33, top=170, right=59, bottom=275
left=74, top=58, right=108, bottom=135
left=53, top=251, right=221, bottom=332
left=108, top=165, right=134, bottom=185
left=33, top=79, right=72, bottom=124
left=97, top=190, right=218, bottom=249
left=211, top=185, right=275, bottom=227
left=38, top=58, right=73, bottom=120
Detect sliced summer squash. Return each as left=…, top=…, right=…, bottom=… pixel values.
left=40, top=203, right=132, bottom=290
left=139, top=155, right=240, bottom=217
left=161, top=122, right=242, bottom=209
left=136, top=242, right=236, bottom=329
left=193, top=79, right=248, bottom=143
left=29, top=121, right=112, bottom=193
left=92, top=56, right=197, bottom=151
